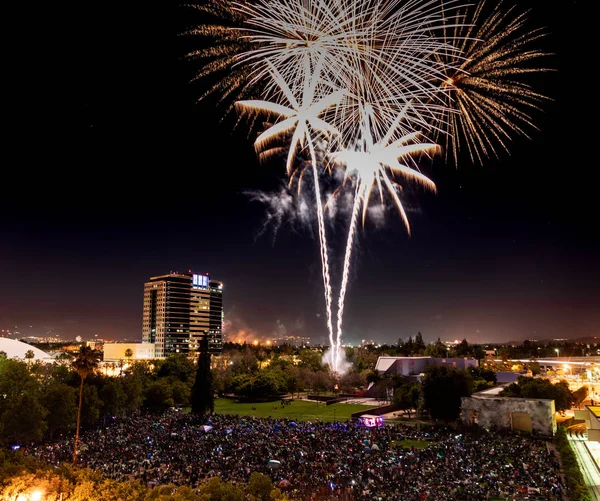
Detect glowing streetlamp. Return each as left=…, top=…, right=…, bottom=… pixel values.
left=555, top=348, right=560, bottom=358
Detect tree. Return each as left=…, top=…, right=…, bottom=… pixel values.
left=24, top=350, right=35, bottom=364
left=144, top=379, right=175, bottom=410
left=527, top=361, right=542, bottom=376
left=1, top=393, right=48, bottom=445
left=80, top=384, right=103, bottom=429
left=197, top=477, right=244, bottom=501
left=191, top=338, right=214, bottom=417
left=572, top=386, right=588, bottom=409
left=124, top=348, right=133, bottom=361
left=41, top=381, right=77, bottom=440
left=471, top=345, right=486, bottom=363
left=468, top=366, right=496, bottom=384
left=365, top=369, right=382, bottom=385
left=425, top=338, right=448, bottom=358
left=72, top=345, right=101, bottom=463
left=229, top=370, right=289, bottom=398
left=156, top=354, right=195, bottom=383
left=146, top=484, right=202, bottom=501
left=0, top=358, right=47, bottom=445
left=286, top=366, right=301, bottom=397
left=500, top=377, right=575, bottom=413
left=421, top=365, right=473, bottom=422
left=121, top=364, right=146, bottom=414
left=374, top=377, right=395, bottom=403
left=352, top=348, right=378, bottom=372
left=414, top=332, right=426, bottom=354
left=297, top=349, right=324, bottom=372
left=405, top=336, right=414, bottom=356
left=247, top=472, right=279, bottom=501
left=453, top=339, right=471, bottom=357
left=393, top=381, right=422, bottom=419
left=99, top=378, right=127, bottom=424
left=338, top=371, right=366, bottom=394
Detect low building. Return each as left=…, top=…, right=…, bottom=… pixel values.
left=461, top=385, right=557, bottom=436
left=375, top=356, right=478, bottom=377
left=495, top=371, right=528, bottom=384
left=0, top=337, right=54, bottom=362
left=103, top=342, right=156, bottom=362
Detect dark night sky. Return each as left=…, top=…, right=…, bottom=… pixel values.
left=2, top=0, right=597, bottom=345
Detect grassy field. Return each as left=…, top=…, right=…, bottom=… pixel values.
left=214, top=397, right=373, bottom=421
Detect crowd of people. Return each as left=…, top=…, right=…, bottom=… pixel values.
left=25, top=409, right=566, bottom=500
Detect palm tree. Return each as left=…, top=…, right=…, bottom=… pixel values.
left=72, top=345, right=101, bottom=463
left=24, top=349, right=35, bottom=364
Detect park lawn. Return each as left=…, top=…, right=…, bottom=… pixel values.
left=214, top=397, right=373, bottom=422
left=391, top=439, right=432, bottom=450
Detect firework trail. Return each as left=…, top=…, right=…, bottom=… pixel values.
left=334, top=182, right=360, bottom=372
left=330, top=106, right=438, bottom=370
left=235, top=58, right=342, bottom=356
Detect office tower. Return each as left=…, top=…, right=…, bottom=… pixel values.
left=142, top=271, right=223, bottom=357
left=208, top=279, right=224, bottom=353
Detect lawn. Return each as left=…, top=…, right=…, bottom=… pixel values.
left=214, top=397, right=373, bottom=422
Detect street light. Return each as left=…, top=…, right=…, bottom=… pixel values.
left=555, top=348, right=560, bottom=358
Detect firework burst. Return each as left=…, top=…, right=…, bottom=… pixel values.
left=434, top=0, right=552, bottom=165
left=182, top=0, right=258, bottom=116
left=184, top=0, right=550, bottom=373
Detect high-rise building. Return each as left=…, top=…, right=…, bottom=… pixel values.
left=208, top=279, right=224, bottom=353
left=142, top=271, right=223, bottom=357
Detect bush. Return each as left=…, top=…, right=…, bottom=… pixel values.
left=553, top=427, right=592, bottom=501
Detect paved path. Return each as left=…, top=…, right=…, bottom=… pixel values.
left=568, top=432, right=600, bottom=501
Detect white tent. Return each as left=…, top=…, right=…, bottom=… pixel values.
left=0, top=338, right=53, bottom=361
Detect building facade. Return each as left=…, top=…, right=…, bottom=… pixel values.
left=461, top=387, right=557, bottom=437
left=103, top=342, right=156, bottom=361
left=375, top=356, right=478, bottom=377
left=142, top=271, right=223, bottom=357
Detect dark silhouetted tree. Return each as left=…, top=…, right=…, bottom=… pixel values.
left=393, top=381, right=422, bottom=419
left=500, top=376, right=575, bottom=413
left=414, top=332, right=426, bottom=354
left=425, top=338, right=448, bottom=358
left=191, top=338, right=214, bottom=417
left=572, top=386, right=588, bottom=409
left=421, top=365, right=473, bottom=422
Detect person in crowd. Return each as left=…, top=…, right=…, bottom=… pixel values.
left=25, top=410, right=564, bottom=500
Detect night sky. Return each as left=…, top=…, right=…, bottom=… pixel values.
left=2, top=0, right=596, bottom=346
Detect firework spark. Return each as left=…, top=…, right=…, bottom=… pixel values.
left=182, top=0, right=258, bottom=117
left=434, top=0, right=552, bottom=165
left=234, top=0, right=466, bottom=146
